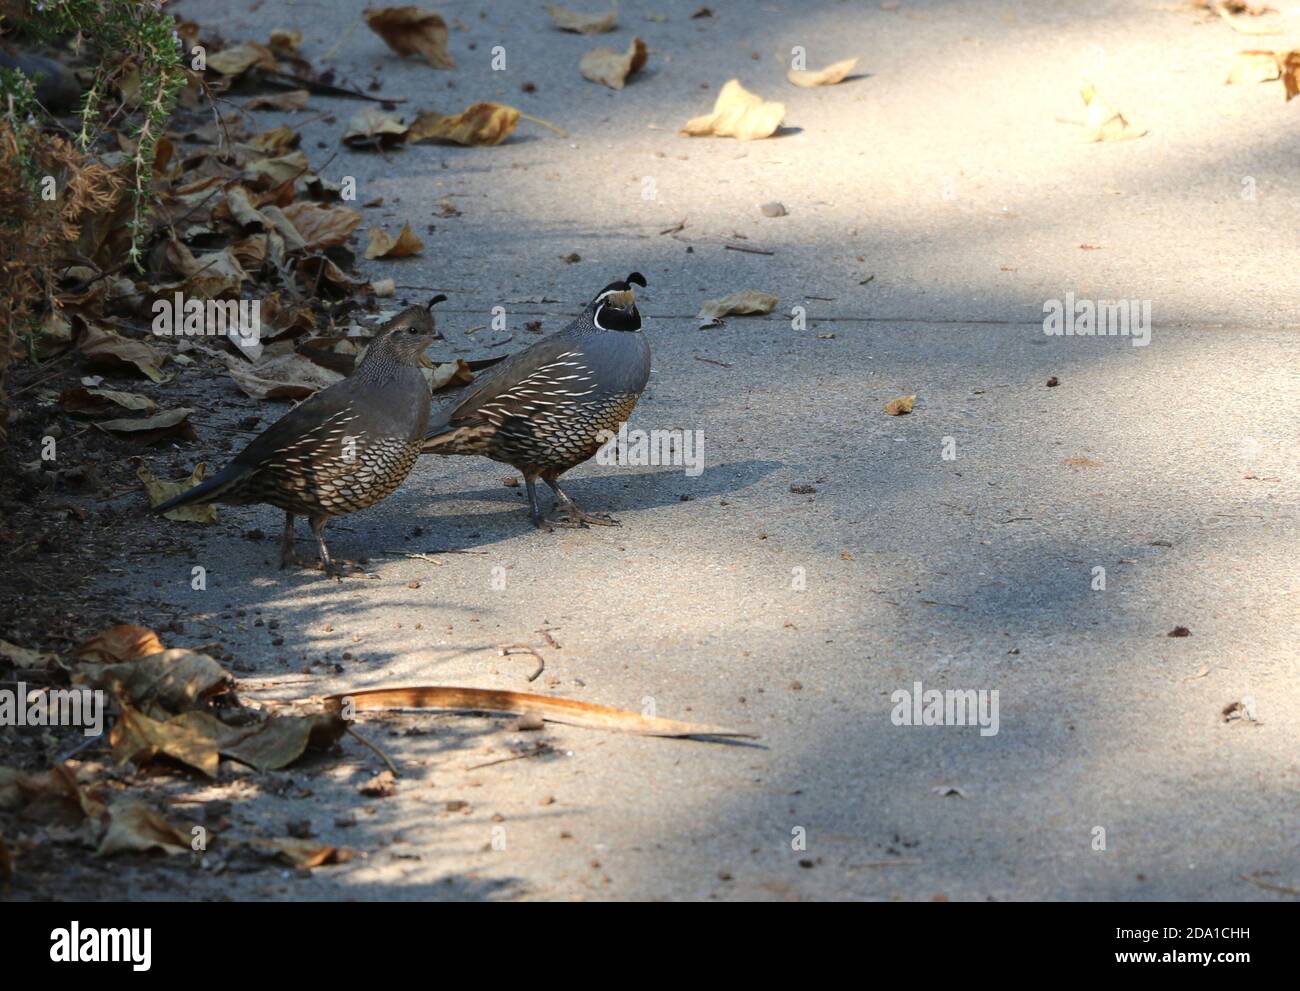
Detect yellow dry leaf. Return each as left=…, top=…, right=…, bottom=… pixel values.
left=268, top=28, right=303, bottom=56
left=696, top=289, right=779, bottom=327
left=246, top=837, right=356, bottom=868
left=363, top=6, right=456, bottom=69
left=96, top=800, right=190, bottom=857
left=787, top=56, right=859, bottom=88
left=1225, top=49, right=1282, bottom=85
left=408, top=103, right=520, bottom=145
left=1281, top=50, right=1300, bottom=99
left=245, top=149, right=310, bottom=185
left=206, top=42, right=278, bottom=77
left=75, top=624, right=166, bottom=664
left=248, top=124, right=299, bottom=156
left=281, top=202, right=363, bottom=250
left=546, top=4, right=617, bottom=33
left=136, top=462, right=218, bottom=524
left=580, top=37, right=648, bottom=89
left=884, top=394, right=916, bottom=416
left=1079, top=83, right=1146, bottom=142
left=365, top=222, right=425, bottom=259
left=426, top=358, right=475, bottom=392
left=681, top=79, right=785, bottom=141
left=342, top=107, right=410, bottom=148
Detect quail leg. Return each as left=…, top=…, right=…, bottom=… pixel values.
left=310, top=515, right=339, bottom=577
left=310, top=514, right=364, bottom=577
left=524, top=473, right=545, bottom=528
left=278, top=511, right=313, bottom=569
left=542, top=473, right=620, bottom=528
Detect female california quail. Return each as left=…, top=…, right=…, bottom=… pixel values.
left=422, top=274, right=649, bottom=528
left=156, top=298, right=447, bottom=575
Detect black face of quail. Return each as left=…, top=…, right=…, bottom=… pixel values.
left=592, top=272, right=646, bottom=333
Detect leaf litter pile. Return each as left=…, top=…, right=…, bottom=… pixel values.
left=0, top=620, right=751, bottom=889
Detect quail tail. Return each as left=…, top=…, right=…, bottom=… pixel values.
left=153, top=462, right=251, bottom=513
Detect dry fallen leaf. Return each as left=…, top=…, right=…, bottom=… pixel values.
left=244, top=89, right=311, bottom=112
left=426, top=357, right=475, bottom=392
left=59, top=387, right=156, bottom=417
left=408, top=103, right=521, bottom=145
left=78, top=324, right=168, bottom=382
left=682, top=79, right=786, bottom=140
left=281, top=201, right=363, bottom=250
left=224, top=351, right=344, bottom=400
left=1213, top=2, right=1281, bottom=35
left=96, top=800, right=189, bottom=857
left=0, top=640, right=60, bottom=671
left=1079, top=83, right=1146, bottom=142
left=341, top=107, right=409, bottom=149
left=111, top=706, right=222, bottom=776
left=75, top=624, right=165, bottom=664
left=365, top=222, right=425, bottom=259
left=545, top=3, right=617, bottom=33
left=326, top=685, right=754, bottom=739
left=206, top=42, right=278, bottom=77
left=247, top=124, right=300, bottom=156
left=1226, top=49, right=1300, bottom=98
left=580, top=37, right=648, bottom=89
left=111, top=705, right=347, bottom=777
left=246, top=837, right=356, bottom=867
left=1279, top=50, right=1300, bottom=99
left=787, top=56, right=859, bottom=87
left=84, top=648, right=229, bottom=716
left=96, top=408, right=197, bottom=446
left=136, top=462, right=218, bottom=523
left=884, top=394, right=916, bottom=416
left=1226, top=49, right=1283, bottom=84
left=268, top=28, right=303, bottom=57
left=696, top=289, right=779, bottom=327
left=246, top=149, right=311, bottom=187
left=364, top=6, right=456, bottom=69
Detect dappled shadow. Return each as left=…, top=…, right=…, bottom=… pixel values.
left=50, top=0, right=1300, bottom=900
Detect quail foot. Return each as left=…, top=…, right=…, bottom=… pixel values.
left=422, top=274, right=649, bottom=528
left=155, top=298, right=447, bottom=576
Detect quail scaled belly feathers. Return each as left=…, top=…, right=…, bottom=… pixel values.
left=155, top=299, right=446, bottom=575
left=422, top=273, right=650, bottom=528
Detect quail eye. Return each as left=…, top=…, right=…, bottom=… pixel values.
left=407, top=326, right=419, bottom=334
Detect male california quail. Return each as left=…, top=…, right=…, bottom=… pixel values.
left=422, top=273, right=649, bottom=528
left=156, top=298, right=447, bottom=575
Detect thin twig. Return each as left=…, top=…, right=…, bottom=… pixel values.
left=346, top=725, right=400, bottom=777
left=1241, top=873, right=1300, bottom=896
left=517, top=111, right=568, bottom=137
left=466, top=743, right=553, bottom=771
left=320, top=17, right=363, bottom=62
left=725, top=243, right=775, bottom=256
left=498, top=644, right=545, bottom=682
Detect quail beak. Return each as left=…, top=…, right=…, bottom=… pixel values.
left=606, top=288, right=636, bottom=310
left=418, top=351, right=436, bottom=369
